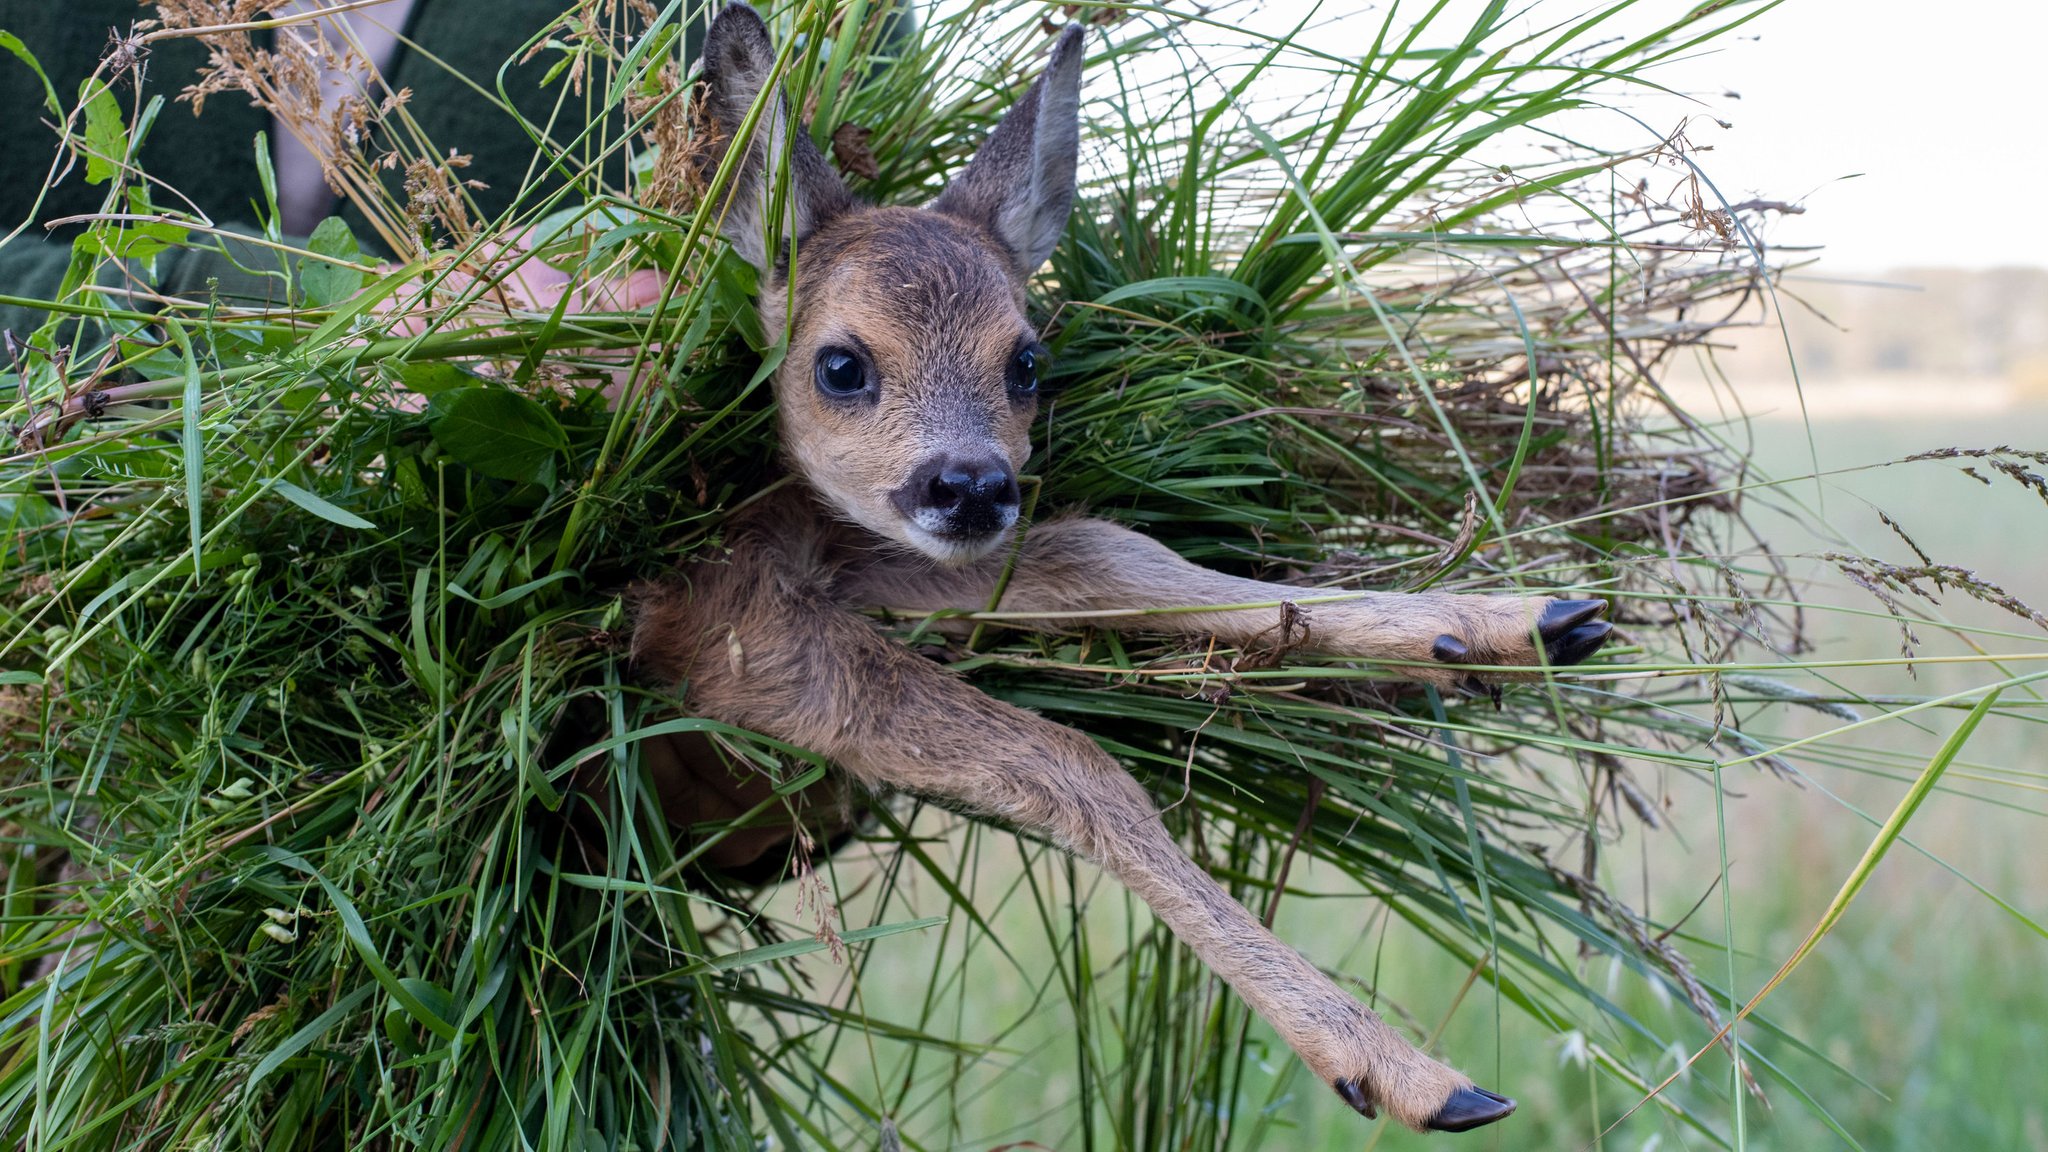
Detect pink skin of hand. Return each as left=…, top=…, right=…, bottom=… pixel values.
left=379, top=235, right=667, bottom=410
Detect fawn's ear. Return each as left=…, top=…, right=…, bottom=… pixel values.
left=697, top=3, right=854, bottom=270
left=930, top=24, right=1085, bottom=283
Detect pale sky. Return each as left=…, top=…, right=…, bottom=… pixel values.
left=1641, top=0, right=2048, bottom=272
left=1204, top=1, right=2046, bottom=273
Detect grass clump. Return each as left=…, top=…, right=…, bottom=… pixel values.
left=3, top=1, right=2042, bottom=1149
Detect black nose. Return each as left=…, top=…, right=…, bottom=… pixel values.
left=892, top=456, right=1020, bottom=537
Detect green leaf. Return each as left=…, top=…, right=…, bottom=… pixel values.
left=1759, top=688, right=2003, bottom=996
left=0, top=30, right=60, bottom=117
left=446, top=570, right=578, bottom=610
left=0, top=486, right=60, bottom=531
left=162, top=318, right=204, bottom=564
left=302, top=256, right=426, bottom=351
left=428, top=387, right=568, bottom=488
left=265, top=848, right=459, bottom=1041
left=299, top=217, right=367, bottom=306
left=385, top=977, right=456, bottom=1054
left=408, top=566, right=445, bottom=698
left=538, top=52, right=573, bottom=89
left=252, top=132, right=280, bottom=239
left=246, top=985, right=373, bottom=1088
left=1094, top=276, right=1270, bottom=318
left=612, top=20, right=679, bottom=105
left=393, top=359, right=484, bottom=399
left=77, top=548, right=250, bottom=624
left=91, top=217, right=187, bottom=262
left=0, top=671, right=42, bottom=687
left=268, top=479, right=375, bottom=530
left=510, top=263, right=575, bottom=390
left=77, top=77, right=125, bottom=185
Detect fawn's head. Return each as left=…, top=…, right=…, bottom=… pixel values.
left=697, top=3, right=1082, bottom=564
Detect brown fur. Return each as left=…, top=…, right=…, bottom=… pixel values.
left=837, top=512, right=1579, bottom=691
left=767, top=208, right=1037, bottom=556
left=621, top=5, right=1583, bottom=1130
left=629, top=494, right=1475, bottom=1129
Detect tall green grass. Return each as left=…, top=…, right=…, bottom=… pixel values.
left=2, top=1, right=2042, bottom=1148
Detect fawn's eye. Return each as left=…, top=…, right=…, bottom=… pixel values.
left=1009, top=345, right=1043, bottom=397
left=814, top=347, right=868, bottom=397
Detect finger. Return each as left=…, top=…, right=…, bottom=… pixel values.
left=619, top=268, right=667, bottom=310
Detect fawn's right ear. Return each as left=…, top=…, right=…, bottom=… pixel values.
left=697, top=3, right=854, bottom=270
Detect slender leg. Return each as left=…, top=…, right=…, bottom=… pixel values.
left=633, top=532, right=1515, bottom=1131
left=837, top=514, right=1609, bottom=690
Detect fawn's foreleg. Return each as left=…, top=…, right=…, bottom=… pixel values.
left=633, top=539, right=1515, bottom=1131
left=841, top=515, right=1609, bottom=690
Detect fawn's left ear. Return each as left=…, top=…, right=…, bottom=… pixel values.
left=930, top=23, right=1085, bottom=284
left=697, top=2, right=855, bottom=271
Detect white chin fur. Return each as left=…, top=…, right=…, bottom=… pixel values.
left=899, top=521, right=1011, bottom=566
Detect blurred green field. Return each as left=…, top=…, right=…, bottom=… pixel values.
left=736, top=403, right=2048, bottom=1152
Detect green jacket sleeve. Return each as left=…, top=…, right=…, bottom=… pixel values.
left=0, top=237, right=78, bottom=338
left=0, top=227, right=298, bottom=338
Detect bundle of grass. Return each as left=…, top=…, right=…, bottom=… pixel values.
left=8, top=1, right=2027, bottom=1148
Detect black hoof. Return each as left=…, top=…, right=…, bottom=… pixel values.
left=1426, top=1085, right=1516, bottom=1133
left=1431, top=634, right=1470, bottom=663
left=1537, top=599, right=1607, bottom=638
left=1332, top=1078, right=1377, bottom=1118
left=1543, top=620, right=1612, bottom=666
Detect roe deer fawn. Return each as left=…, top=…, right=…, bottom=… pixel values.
left=629, top=3, right=1612, bottom=1132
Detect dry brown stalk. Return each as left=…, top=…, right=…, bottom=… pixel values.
left=151, top=0, right=479, bottom=251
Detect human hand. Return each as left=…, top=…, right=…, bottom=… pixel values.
left=378, top=233, right=668, bottom=406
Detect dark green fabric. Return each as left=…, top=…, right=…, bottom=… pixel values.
left=0, top=12, right=270, bottom=247
left=0, top=1, right=621, bottom=332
